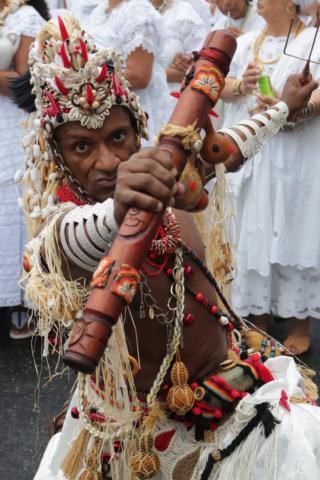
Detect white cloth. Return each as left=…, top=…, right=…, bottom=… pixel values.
left=227, top=27, right=320, bottom=318
left=88, top=0, right=172, bottom=144
left=184, top=0, right=212, bottom=30
left=34, top=356, right=320, bottom=479
left=65, top=0, right=102, bottom=23
left=0, top=182, right=26, bottom=307
left=233, top=263, right=320, bottom=319
left=160, top=0, right=207, bottom=69
left=46, top=0, right=66, bottom=10
left=160, top=0, right=208, bottom=98
left=213, top=4, right=265, bottom=35
left=0, top=5, right=44, bottom=306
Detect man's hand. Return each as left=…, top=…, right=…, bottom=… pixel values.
left=114, top=148, right=184, bottom=225
left=281, top=73, right=319, bottom=116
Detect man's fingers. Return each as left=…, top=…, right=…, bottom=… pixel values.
left=133, top=147, right=173, bottom=168
left=116, top=189, right=164, bottom=214
left=302, top=80, right=319, bottom=98
left=126, top=158, right=177, bottom=191
left=122, top=173, right=175, bottom=206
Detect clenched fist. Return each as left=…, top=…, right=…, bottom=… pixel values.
left=114, top=147, right=184, bottom=225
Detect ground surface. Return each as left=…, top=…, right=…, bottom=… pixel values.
left=0, top=313, right=319, bottom=479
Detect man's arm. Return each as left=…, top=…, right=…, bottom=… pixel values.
left=39, top=149, right=182, bottom=282
left=217, top=73, right=319, bottom=172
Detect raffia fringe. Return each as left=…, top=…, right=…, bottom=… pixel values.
left=22, top=206, right=87, bottom=357
left=61, top=428, right=90, bottom=480
left=193, top=163, right=236, bottom=303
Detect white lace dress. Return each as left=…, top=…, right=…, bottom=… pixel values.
left=88, top=0, right=172, bottom=144
left=0, top=5, right=44, bottom=307
left=225, top=28, right=320, bottom=319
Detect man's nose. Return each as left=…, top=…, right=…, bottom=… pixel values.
left=94, top=144, right=121, bottom=171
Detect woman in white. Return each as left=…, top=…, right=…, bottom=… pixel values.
left=0, top=0, right=46, bottom=338
left=223, top=0, right=320, bottom=355
left=88, top=0, right=172, bottom=144
left=150, top=0, right=208, bottom=97
left=221, top=0, right=305, bottom=127
left=214, top=0, right=265, bottom=36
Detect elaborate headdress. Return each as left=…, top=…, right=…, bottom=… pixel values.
left=16, top=15, right=148, bottom=233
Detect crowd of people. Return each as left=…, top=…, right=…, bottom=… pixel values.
left=2, top=0, right=320, bottom=479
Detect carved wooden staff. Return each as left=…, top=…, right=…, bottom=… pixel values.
left=63, top=30, right=237, bottom=373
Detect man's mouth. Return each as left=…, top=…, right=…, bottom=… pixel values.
left=95, top=176, right=117, bottom=188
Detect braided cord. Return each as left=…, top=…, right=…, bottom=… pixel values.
left=146, top=246, right=185, bottom=409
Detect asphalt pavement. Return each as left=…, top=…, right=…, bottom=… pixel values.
left=0, top=312, right=319, bottom=480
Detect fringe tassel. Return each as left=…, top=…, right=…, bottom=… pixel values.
left=200, top=403, right=279, bottom=480
left=61, top=428, right=91, bottom=480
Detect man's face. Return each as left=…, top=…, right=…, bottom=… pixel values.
left=54, top=106, right=139, bottom=202
left=216, top=0, right=248, bottom=19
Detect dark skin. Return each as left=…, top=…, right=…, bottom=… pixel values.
left=53, top=75, right=317, bottom=390
left=54, top=107, right=226, bottom=392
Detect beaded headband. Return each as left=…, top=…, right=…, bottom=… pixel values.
left=18, top=15, right=148, bottom=229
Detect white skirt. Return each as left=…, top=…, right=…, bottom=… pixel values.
left=0, top=180, right=26, bottom=307
left=34, top=357, right=320, bottom=480
left=232, top=263, right=320, bottom=320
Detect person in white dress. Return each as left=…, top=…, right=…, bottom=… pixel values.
left=151, top=0, right=208, bottom=98
left=87, top=0, right=172, bottom=144
left=0, top=0, right=46, bottom=338
left=220, top=0, right=305, bottom=127
left=185, top=0, right=212, bottom=30
left=222, top=0, right=320, bottom=355
left=214, top=0, right=265, bottom=36
left=65, top=0, right=102, bottom=23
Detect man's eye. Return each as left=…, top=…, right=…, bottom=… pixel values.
left=113, top=131, right=126, bottom=143
left=74, top=142, right=89, bottom=153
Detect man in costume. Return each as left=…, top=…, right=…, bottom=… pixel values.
left=16, top=15, right=320, bottom=480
